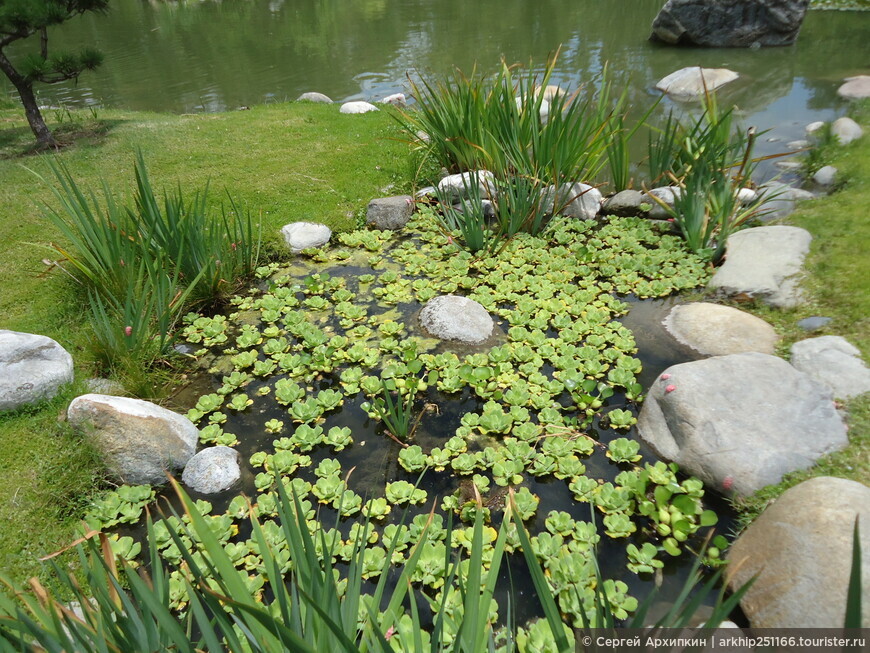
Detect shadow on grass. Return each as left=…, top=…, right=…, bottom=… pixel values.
left=0, top=118, right=126, bottom=160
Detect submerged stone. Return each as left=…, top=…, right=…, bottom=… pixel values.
left=655, top=67, right=739, bottom=99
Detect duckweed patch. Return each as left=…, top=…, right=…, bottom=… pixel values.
left=84, top=212, right=725, bottom=630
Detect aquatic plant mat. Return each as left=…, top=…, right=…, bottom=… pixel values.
left=86, top=212, right=727, bottom=633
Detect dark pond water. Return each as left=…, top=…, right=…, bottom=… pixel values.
left=4, top=0, right=868, bottom=165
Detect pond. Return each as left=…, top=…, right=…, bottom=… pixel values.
left=8, top=0, right=867, bottom=169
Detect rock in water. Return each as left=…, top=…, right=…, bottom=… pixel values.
left=280, top=222, right=331, bottom=253
left=0, top=330, right=74, bottom=412
left=182, top=446, right=241, bottom=494
left=727, top=477, right=870, bottom=627
left=366, top=195, right=414, bottom=230
left=420, top=296, right=494, bottom=344
left=790, top=335, right=870, bottom=399
left=540, top=182, right=603, bottom=220
left=655, top=67, right=739, bottom=99
left=663, top=302, right=779, bottom=356
left=637, top=352, right=847, bottom=496
left=651, top=0, right=811, bottom=47
left=708, top=225, right=812, bottom=308
left=67, top=394, right=199, bottom=485
left=837, top=75, right=870, bottom=100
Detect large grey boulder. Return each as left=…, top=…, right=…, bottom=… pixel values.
left=637, top=352, right=847, bottom=496
left=182, top=446, right=241, bottom=494
left=67, top=394, right=198, bottom=485
left=831, top=116, right=863, bottom=145
left=339, top=101, right=378, bottom=114
left=0, top=330, right=74, bottom=412
left=296, top=92, right=332, bottom=103
left=727, top=477, right=870, bottom=627
left=541, top=182, right=603, bottom=220
left=420, top=295, right=493, bottom=344
left=650, top=0, right=811, bottom=47
left=790, top=336, right=870, bottom=400
left=708, top=225, right=811, bottom=308
left=655, top=67, right=739, bottom=99
left=663, top=302, right=779, bottom=356
left=281, top=221, right=331, bottom=253
left=437, top=170, right=496, bottom=201
left=838, top=75, right=870, bottom=100
left=366, top=195, right=414, bottom=231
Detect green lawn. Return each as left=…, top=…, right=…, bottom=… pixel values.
left=0, top=102, right=413, bottom=582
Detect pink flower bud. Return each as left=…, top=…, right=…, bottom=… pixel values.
left=722, top=476, right=734, bottom=491
left=385, top=626, right=396, bottom=640
left=660, top=373, right=671, bottom=380
left=446, top=235, right=453, bottom=244
left=119, top=258, right=125, bottom=267
left=665, top=384, right=676, bottom=393
left=124, top=326, right=133, bottom=337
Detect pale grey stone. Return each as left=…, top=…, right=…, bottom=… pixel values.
left=786, top=139, right=811, bottom=150
left=366, top=195, right=414, bottom=231
left=637, top=353, right=848, bottom=497
left=812, top=165, right=837, bottom=186
left=642, top=186, right=681, bottom=218
left=415, top=186, right=436, bottom=198
left=379, top=93, right=406, bottom=107
left=420, top=295, right=493, bottom=344
left=0, top=330, right=74, bottom=412
left=774, top=160, right=803, bottom=171
left=281, top=221, right=331, bottom=253
left=339, top=101, right=378, bottom=114
left=603, top=189, right=646, bottom=217
left=831, top=116, right=863, bottom=145
left=651, top=0, right=811, bottom=47
left=67, top=394, right=198, bottom=485
left=296, top=92, right=332, bottom=104
left=709, top=225, right=812, bottom=307
left=182, top=446, right=241, bottom=494
left=541, top=182, right=603, bottom=220
left=727, top=477, right=870, bottom=627
left=663, top=302, right=779, bottom=356
left=805, top=121, right=825, bottom=136
left=837, top=75, right=870, bottom=100
left=736, top=187, right=758, bottom=205
left=437, top=170, right=497, bottom=201
left=797, top=316, right=831, bottom=331
left=790, top=335, right=870, bottom=399
left=655, top=67, right=739, bottom=99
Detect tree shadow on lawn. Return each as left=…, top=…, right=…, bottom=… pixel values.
left=0, top=118, right=125, bottom=160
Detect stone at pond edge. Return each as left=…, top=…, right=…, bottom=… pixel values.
left=281, top=221, right=331, bottom=253
left=755, top=182, right=814, bottom=221
left=339, top=101, right=378, bottom=114
left=0, top=330, right=74, bottom=412
left=655, top=67, right=739, bottom=100
left=726, top=477, right=870, bottom=628
left=437, top=170, right=497, bottom=201
left=790, top=335, right=870, bottom=400
left=67, top=394, right=198, bottom=485
left=831, top=116, right=863, bottom=146
left=708, top=225, right=812, bottom=308
left=650, top=0, right=811, bottom=47
left=296, top=92, right=332, bottom=103
left=540, top=182, right=603, bottom=220
left=663, top=302, right=779, bottom=356
left=812, top=165, right=837, bottom=187
left=182, top=446, right=241, bottom=494
left=637, top=352, right=847, bottom=497
left=366, top=195, right=414, bottom=231
left=837, top=75, right=870, bottom=100
left=419, top=295, right=494, bottom=344
left=641, top=186, right=681, bottom=219
left=602, top=189, right=645, bottom=217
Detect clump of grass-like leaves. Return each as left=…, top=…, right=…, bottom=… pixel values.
left=36, top=151, right=261, bottom=379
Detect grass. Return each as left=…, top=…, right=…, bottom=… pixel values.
left=0, top=101, right=412, bottom=584
left=729, top=101, right=870, bottom=525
